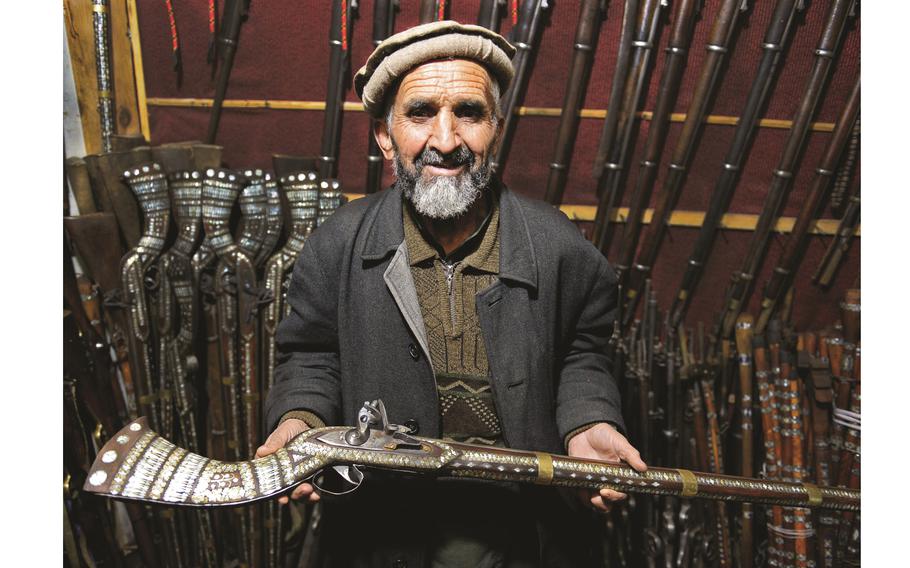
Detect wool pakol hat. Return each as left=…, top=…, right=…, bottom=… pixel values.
left=354, top=20, right=516, bottom=118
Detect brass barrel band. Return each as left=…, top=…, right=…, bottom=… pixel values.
left=804, top=482, right=823, bottom=506
left=677, top=469, right=698, bottom=497
left=534, top=452, right=554, bottom=485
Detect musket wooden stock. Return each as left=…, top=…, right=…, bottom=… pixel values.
left=592, top=0, right=665, bottom=253
left=623, top=0, right=745, bottom=324
left=66, top=157, right=98, bottom=214
left=65, top=212, right=138, bottom=417
left=718, top=0, right=855, bottom=339
left=542, top=0, right=605, bottom=205
left=614, top=0, right=700, bottom=274
left=84, top=417, right=860, bottom=511
left=84, top=147, right=153, bottom=249
left=491, top=0, right=550, bottom=176
left=668, top=0, right=804, bottom=328
left=734, top=315, right=755, bottom=568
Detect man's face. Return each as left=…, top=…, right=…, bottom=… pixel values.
left=375, top=59, right=502, bottom=219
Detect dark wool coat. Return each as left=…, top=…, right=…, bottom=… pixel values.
left=265, top=184, right=625, bottom=567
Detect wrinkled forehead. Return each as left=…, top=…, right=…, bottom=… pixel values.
left=392, top=59, right=497, bottom=108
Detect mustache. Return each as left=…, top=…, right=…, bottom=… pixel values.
left=413, top=145, right=475, bottom=172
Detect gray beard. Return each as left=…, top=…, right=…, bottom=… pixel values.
left=393, top=146, right=493, bottom=220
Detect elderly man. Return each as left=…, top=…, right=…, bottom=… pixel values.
left=258, top=21, right=646, bottom=567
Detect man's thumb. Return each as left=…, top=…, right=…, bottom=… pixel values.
left=255, top=432, right=284, bottom=458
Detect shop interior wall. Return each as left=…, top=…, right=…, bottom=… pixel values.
left=134, top=0, right=861, bottom=330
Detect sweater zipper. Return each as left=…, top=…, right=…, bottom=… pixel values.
left=443, top=260, right=459, bottom=329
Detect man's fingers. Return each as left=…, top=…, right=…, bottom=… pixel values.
left=278, top=496, right=289, bottom=505
left=291, top=483, right=314, bottom=500
left=619, top=447, right=648, bottom=472
left=599, top=487, right=628, bottom=502
left=590, top=494, right=612, bottom=513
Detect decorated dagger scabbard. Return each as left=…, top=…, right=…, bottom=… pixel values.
left=120, top=164, right=170, bottom=430
left=84, top=400, right=859, bottom=512
left=92, top=0, right=115, bottom=152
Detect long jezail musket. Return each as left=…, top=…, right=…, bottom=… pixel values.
left=716, top=0, right=856, bottom=340
left=667, top=0, right=805, bottom=329
left=623, top=0, right=747, bottom=324
left=262, top=172, right=319, bottom=406
left=206, top=0, right=250, bottom=143
left=490, top=0, right=550, bottom=176
left=591, top=0, right=664, bottom=252
left=120, top=164, right=171, bottom=430
left=157, top=170, right=219, bottom=568
left=119, top=164, right=187, bottom=568
left=83, top=399, right=859, bottom=511
left=365, top=0, right=398, bottom=194
left=756, top=77, right=859, bottom=334
left=542, top=0, right=606, bottom=205
left=260, top=172, right=319, bottom=568
left=320, top=0, right=358, bottom=180
left=201, top=169, right=250, bottom=462
left=201, top=168, right=257, bottom=565
left=92, top=0, right=115, bottom=152
left=613, top=0, right=700, bottom=276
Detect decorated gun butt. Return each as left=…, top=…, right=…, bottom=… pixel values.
left=85, top=400, right=859, bottom=512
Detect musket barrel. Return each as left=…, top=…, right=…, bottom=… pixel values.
left=623, top=0, right=745, bottom=324
left=491, top=0, right=549, bottom=176
left=542, top=0, right=605, bottom=205
left=718, top=0, right=855, bottom=339
left=668, top=0, right=804, bottom=328
left=614, top=0, right=700, bottom=274
left=206, top=0, right=247, bottom=143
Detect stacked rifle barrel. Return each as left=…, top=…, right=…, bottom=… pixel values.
left=63, top=141, right=344, bottom=568
left=606, top=286, right=861, bottom=568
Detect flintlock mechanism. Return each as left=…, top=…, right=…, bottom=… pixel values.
left=84, top=400, right=859, bottom=512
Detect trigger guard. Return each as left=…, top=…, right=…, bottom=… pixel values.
left=311, top=465, right=365, bottom=496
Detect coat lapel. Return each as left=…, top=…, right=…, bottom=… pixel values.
left=476, top=187, right=540, bottom=449
left=383, top=241, right=431, bottom=362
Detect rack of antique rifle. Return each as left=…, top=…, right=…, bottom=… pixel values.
left=64, top=139, right=346, bottom=568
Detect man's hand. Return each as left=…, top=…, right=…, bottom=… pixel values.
left=255, top=419, right=320, bottom=505
left=567, top=423, right=647, bottom=513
